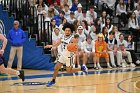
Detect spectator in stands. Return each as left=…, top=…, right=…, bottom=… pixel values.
left=63, top=4, right=71, bottom=19
left=60, top=0, right=72, bottom=9
left=37, top=6, right=51, bottom=41
left=70, top=0, right=79, bottom=12
left=105, top=0, right=116, bottom=10
left=67, top=11, right=76, bottom=24
left=54, top=10, right=65, bottom=26
left=53, top=0, right=61, bottom=12
left=73, top=26, right=86, bottom=70
left=37, top=5, right=45, bottom=15
left=103, top=17, right=113, bottom=34
left=135, top=0, right=140, bottom=8
left=74, top=3, right=83, bottom=19
left=46, top=0, right=53, bottom=5
left=89, top=0, right=99, bottom=8
left=73, top=20, right=81, bottom=33
left=102, top=26, right=108, bottom=40
left=86, top=5, right=97, bottom=25
left=37, top=5, right=47, bottom=40
left=82, top=36, right=96, bottom=69
left=73, top=45, right=85, bottom=72
left=99, top=11, right=107, bottom=27
left=101, top=0, right=115, bottom=17
left=117, top=34, right=135, bottom=67
left=126, top=0, right=135, bottom=18
left=35, top=0, right=48, bottom=14
left=105, top=31, right=122, bottom=67
left=29, top=0, right=36, bottom=6
left=47, top=5, right=59, bottom=19
left=59, top=18, right=67, bottom=34
left=119, top=44, right=136, bottom=67
left=95, top=33, right=112, bottom=69
left=112, top=26, right=121, bottom=41
left=126, top=35, right=140, bottom=65
left=81, top=20, right=91, bottom=36
left=89, top=25, right=98, bottom=41
left=50, top=19, right=58, bottom=32
left=117, top=34, right=128, bottom=47
left=77, top=10, right=90, bottom=25
left=128, top=11, right=140, bottom=41
left=7, top=21, right=26, bottom=70
left=116, top=0, right=128, bottom=27
left=52, top=28, right=62, bottom=63
left=94, top=18, right=102, bottom=34
left=76, top=26, right=86, bottom=42
left=134, top=4, right=140, bottom=26
left=0, top=34, right=25, bottom=81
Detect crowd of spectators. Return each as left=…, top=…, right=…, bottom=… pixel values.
left=36, top=0, right=140, bottom=69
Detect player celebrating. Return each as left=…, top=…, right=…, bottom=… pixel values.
left=0, top=34, right=24, bottom=81
left=44, top=23, right=88, bottom=87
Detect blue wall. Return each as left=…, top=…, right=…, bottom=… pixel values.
left=0, top=4, right=55, bottom=70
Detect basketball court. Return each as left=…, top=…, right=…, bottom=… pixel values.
left=0, top=67, right=140, bottom=93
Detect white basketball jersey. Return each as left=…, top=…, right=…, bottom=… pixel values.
left=58, top=35, right=73, bottom=55
left=58, top=35, right=75, bottom=66
left=60, top=35, right=73, bottom=52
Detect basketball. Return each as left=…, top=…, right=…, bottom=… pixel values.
left=67, top=43, right=78, bottom=52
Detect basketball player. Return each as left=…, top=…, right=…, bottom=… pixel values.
left=44, top=23, right=88, bottom=87
left=0, top=34, right=25, bottom=81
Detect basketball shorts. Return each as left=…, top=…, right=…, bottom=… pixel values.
left=58, top=54, right=75, bottom=67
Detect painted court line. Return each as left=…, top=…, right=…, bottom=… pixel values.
left=0, top=68, right=140, bottom=81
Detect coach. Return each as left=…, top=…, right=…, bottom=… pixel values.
left=7, top=20, right=26, bottom=70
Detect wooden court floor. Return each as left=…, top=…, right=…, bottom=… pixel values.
left=0, top=67, right=140, bottom=93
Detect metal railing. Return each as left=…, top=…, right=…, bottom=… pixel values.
left=37, top=14, right=52, bottom=45
left=1, top=0, right=52, bottom=47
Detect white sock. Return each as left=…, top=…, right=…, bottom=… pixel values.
left=94, top=64, right=96, bottom=67
left=78, top=65, right=81, bottom=68
left=16, top=71, right=20, bottom=75
left=107, top=63, right=110, bottom=66
left=97, top=63, right=100, bottom=67
left=73, top=65, right=75, bottom=68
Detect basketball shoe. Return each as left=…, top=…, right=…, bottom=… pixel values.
left=81, top=66, right=88, bottom=75
left=18, top=70, right=25, bottom=81
left=46, top=81, right=55, bottom=87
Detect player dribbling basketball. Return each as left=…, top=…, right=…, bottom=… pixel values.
left=44, top=23, right=88, bottom=87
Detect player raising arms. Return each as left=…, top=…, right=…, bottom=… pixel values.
left=44, top=23, right=88, bottom=87
left=0, top=34, right=24, bottom=81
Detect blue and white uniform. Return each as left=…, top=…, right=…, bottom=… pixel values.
left=58, top=35, right=74, bottom=67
